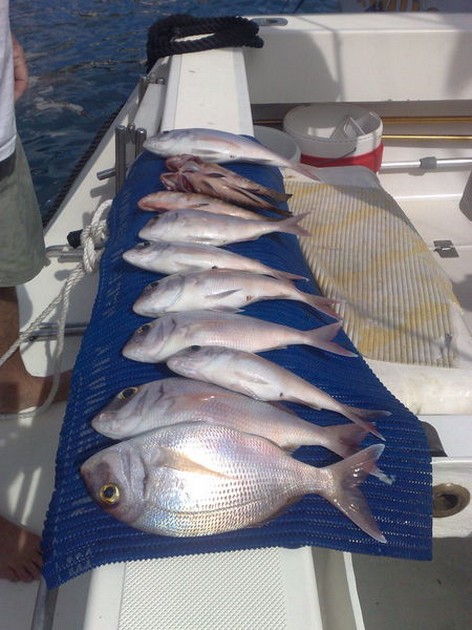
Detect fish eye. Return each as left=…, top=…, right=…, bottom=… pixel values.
left=138, top=323, right=152, bottom=334
left=99, top=483, right=120, bottom=505
left=189, top=345, right=201, bottom=352
left=118, top=386, right=138, bottom=400
left=137, top=241, right=151, bottom=249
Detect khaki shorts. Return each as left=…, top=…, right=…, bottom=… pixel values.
left=0, top=139, right=46, bottom=287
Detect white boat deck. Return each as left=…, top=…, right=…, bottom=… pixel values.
left=1, top=12, right=472, bottom=630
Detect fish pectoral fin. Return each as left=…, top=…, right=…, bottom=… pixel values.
left=194, top=149, right=222, bottom=159
left=158, top=447, right=229, bottom=478
left=236, top=370, right=270, bottom=386
left=207, top=289, right=242, bottom=300
left=233, top=371, right=273, bottom=399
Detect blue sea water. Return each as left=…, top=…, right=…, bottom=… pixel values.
left=9, top=0, right=340, bottom=222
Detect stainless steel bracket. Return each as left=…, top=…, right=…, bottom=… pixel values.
left=433, top=239, right=459, bottom=258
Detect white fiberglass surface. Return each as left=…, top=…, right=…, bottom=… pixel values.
left=350, top=538, right=472, bottom=630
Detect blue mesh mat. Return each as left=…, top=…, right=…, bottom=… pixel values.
left=42, top=150, right=432, bottom=589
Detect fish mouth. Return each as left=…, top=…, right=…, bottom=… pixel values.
left=91, top=411, right=116, bottom=435
left=122, top=342, right=140, bottom=361
left=91, top=411, right=137, bottom=440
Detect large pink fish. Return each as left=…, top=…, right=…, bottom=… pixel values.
left=81, top=421, right=386, bottom=541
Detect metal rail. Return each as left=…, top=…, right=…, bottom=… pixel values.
left=23, top=322, right=88, bottom=342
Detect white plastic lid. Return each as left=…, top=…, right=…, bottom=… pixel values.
left=254, top=125, right=301, bottom=163
left=283, top=104, right=383, bottom=159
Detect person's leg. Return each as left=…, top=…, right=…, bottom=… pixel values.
left=0, top=287, right=70, bottom=582
left=0, top=286, right=71, bottom=412
left=0, top=140, right=71, bottom=582
left=0, top=516, right=42, bottom=582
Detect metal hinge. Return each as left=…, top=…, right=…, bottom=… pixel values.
left=433, top=240, right=459, bottom=258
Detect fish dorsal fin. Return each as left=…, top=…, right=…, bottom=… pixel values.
left=157, top=446, right=229, bottom=478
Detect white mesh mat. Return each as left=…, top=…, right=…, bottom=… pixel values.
left=285, top=181, right=462, bottom=367
left=117, top=548, right=322, bottom=630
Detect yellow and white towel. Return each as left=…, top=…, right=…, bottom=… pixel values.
left=285, top=181, right=461, bottom=368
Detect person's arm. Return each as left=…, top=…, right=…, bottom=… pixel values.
left=11, top=35, right=28, bottom=101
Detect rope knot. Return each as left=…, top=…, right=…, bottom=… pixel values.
left=80, top=199, right=111, bottom=273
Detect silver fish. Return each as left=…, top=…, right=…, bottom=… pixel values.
left=138, top=209, right=311, bottom=246
left=167, top=346, right=389, bottom=440
left=122, top=311, right=355, bottom=363
left=81, top=421, right=386, bottom=541
left=137, top=191, right=276, bottom=220
left=143, top=128, right=322, bottom=182
left=133, top=269, right=339, bottom=319
left=91, top=376, right=367, bottom=459
left=122, top=240, right=306, bottom=281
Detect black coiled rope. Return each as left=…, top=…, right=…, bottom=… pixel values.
left=146, top=14, right=264, bottom=71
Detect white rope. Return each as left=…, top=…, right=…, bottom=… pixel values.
left=0, top=199, right=112, bottom=421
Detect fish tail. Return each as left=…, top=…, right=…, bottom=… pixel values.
left=222, top=185, right=286, bottom=214
left=304, top=294, right=342, bottom=320
left=260, top=188, right=292, bottom=204
left=342, top=407, right=390, bottom=440
left=320, top=424, right=393, bottom=484
left=317, top=444, right=387, bottom=543
left=278, top=211, right=313, bottom=237
left=321, top=423, right=368, bottom=459
left=266, top=207, right=293, bottom=218
left=305, top=322, right=357, bottom=357
left=272, top=269, right=308, bottom=282
left=247, top=181, right=292, bottom=204
left=293, top=162, right=323, bottom=182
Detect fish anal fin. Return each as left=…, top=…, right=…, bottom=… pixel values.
left=253, top=496, right=301, bottom=527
